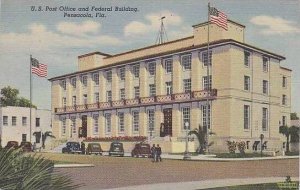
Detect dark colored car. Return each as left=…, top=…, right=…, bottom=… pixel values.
left=19, top=142, right=33, bottom=152
left=131, top=143, right=151, bottom=158
left=4, top=141, right=19, bottom=149
left=62, top=142, right=82, bottom=154
left=109, top=142, right=124, bottom=157
left=86, top=143, right=103, bottom=155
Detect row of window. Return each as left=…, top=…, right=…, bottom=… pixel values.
left=244, top=51, right=270, bottom=72
left=2, top=116, right=40, bottom=127
left=244, top=106, right=268, bottom=131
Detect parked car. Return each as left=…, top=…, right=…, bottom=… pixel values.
left=108, top=142, right=124, bottom=157
left=131, top=143, right=151, bottom=158
left=86, top=143, right=103, bottom=155
left=19, top=142, right=32, bottom=152
left=62, top=142, right=82, bottom=154
left=4, top=141, right=19, bottom=150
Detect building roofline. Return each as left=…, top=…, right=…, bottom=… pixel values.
left=48, top=39, right=286, bottom=81
left=192, top=19, right=246, bottom=28
left=280, top=66, right=292, bottom=71
left=78, top=51, right=111, bottom=59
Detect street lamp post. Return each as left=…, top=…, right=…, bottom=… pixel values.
left=183, top=122, right=191, bottom=160
left=260, top=134, right=264, bottom=157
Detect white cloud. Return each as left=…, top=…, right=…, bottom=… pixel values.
left=56, top=20, right=101, bottom=36
left=124, top=10, right=183, bottom=37
left=250, top=15, right=300, bottom=35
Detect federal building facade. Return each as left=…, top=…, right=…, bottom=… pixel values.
left=49, top=20, right=291, bottom=152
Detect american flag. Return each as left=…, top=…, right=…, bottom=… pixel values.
left=31, top=57, right=47, bottom=77
left=209, top=6, right=228, bottom=30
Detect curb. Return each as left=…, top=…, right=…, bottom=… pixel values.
left=54, top=164, right=94, bottom=168
left=162, top=155, right=299, bottom=161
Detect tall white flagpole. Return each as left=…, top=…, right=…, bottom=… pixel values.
left=30, top=55, right=32, bottom=143
left=206, top=2, right=211, bottom=153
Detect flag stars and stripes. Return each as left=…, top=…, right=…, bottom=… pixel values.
left=31, top=57, right=48, bottom=78
left=209, top=6, right=228, bottom=30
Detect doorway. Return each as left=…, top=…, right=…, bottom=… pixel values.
left=162, top=108, right=172, bottom=136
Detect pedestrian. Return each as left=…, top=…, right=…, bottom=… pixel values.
left=32, top=142, right=36, bottom=152
left=81, top=142, right=86, bottom=155
left=151, top=144, right=156, bottom=162
left=156, top=144, right=162, bottom=162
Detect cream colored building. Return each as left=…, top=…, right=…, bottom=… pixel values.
left=49, top=20, right=291, bottom=153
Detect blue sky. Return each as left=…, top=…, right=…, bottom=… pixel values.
left=0, top=0, right=299, bottom=114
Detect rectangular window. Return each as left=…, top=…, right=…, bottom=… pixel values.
left=62, top=97, right=66, bottom=107
left=148, top=109, right=155, bottom=132
left=61, top=117, right=66, bottom=135
left=183, top=79, right=191, bottom=93
left=203, top=75, right=212, bottom=90
left=72, top=96, right=76, bottom=106
left=81, top=75, right=87, bottom=87
left=262, top=108, right=268, bottom=131
left=94, top=92, right=99, bottom=103
left=134, top=86, right=140, bottom=98
left=202, top=50, right=212, bottom=66
left=244, top=51, right=250, bottom=67
left=22, top=117, right=27, bottom=126
left=263, top=80, right=268, bottom=94
left=106, top=91, right=112, bottom=102
left=93, top=73, right=99, bottom=85
left=105, top=113, right=111, bottom=133
left=3, top=116, right=8, bottom=126
left=164, top=59, right=173, bottom=73
left=202, top=104, right=211, bottom=129
left=244, top=76, right=250, bottom=91
left=282, top=76, right=287, bottom=88
left=282, top=116, right=286, bottom=126
left=182, top=54, right=192, bottom=70
left=71, top=77, right=76, bottom=88
left=148, top=62, right=156, bottom=76
left=83, top=94, right=87, bottom=104
left=132, top=111, right=139, bottom=132
left=93, top=114, right=99, bottom=134
left=133, top=64, right=140, bottom=78
left=244, top=105, right=250, bottom=130
left=182, top=107, right=190, bottom=130
left=263, top=57, right=269, bottom=72
left=106, top=70, right=112, bottom=83
left=71, top=116, right=76, bottom=134
left=36, top=118, right=40, bottom=127
left=11, top=116, right=17, bottom=126
left=120, top=88, right=125, bottom=100
left=118, top=112, right=125, bottom=133
left=149, top=84, right=156, bottom=97
left=282, top=94, right=287, bottom=105
left=166, top=82, right=173, bottom=95
left=119, top=67, right=125, bottom=80
left=61, top=80, right=66, bottom=90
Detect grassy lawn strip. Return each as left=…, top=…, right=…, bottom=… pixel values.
left=203, top=182, right=299, bottom=190
left=215, top=153, right=271, bottom=158
left=285, top=152, right=299, bottom=156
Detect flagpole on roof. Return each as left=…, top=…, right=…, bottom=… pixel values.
left=30, top=55, right=32, bottom=143
left=206, top=2, right=211, bottom=154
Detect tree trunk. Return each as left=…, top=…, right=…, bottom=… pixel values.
left=286, top=135, right=290, bottom=153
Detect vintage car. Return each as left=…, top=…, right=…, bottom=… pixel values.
left=108, top=142, right=124, bottom=157
left=19, top=142, right=33, bottom=152
left=131, top=143, right=151, bottom=158
left=62, top=142, right=82, bottom=154
left=86, top=143, right=103, bottom=155
left=4, top=141, right=19, bottom=150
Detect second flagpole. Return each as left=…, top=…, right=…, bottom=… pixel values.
left=30, top=55, right=32, bottom=143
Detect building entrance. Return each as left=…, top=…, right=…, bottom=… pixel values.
left=161, top=108, right=172, bottom=137
left=79, top=115, right=87, bottom=138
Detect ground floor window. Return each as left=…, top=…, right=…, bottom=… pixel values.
left=132, top=111, right=139, bottom=132
left=118, top=112, right=125, bottom=133
left=182, top=107, right=190, bottom=130
left=148, top=109, right=155, bottom=132
left=202, top=104, right=211, bottom=129
left=93, top=114, right=99, bottom=134
left=71, top=116, right=76, bottom=134
left=262, top=108, right=268, bottom=131
left=61, top=117, right=66, bottom=135
left=105, top=113, right=111, bottom=133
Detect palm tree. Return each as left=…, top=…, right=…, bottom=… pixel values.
left=279, top=125, right=299, bottom=153
left=188, top=125, right=214, bottom=154
left=33, top=131, right=56, bottom=149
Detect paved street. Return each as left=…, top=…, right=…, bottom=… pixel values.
left=39, top=153, right=299, bottom=190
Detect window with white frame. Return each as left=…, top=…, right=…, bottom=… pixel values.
left=132, top=111, right=139, bottom=132
left=3, top=116, right=8, bottom=126
left=263, top=80, right=268, bottom=94
left=202, top=50, right=212, bottom=66
left=282, top=76, right=287, bottom=88
left=244, top=51, right=250, bottom=67
left=120, top=88, right=125, bottom=100
left=263, top=57, right=269, bottom=72
left=81, top=75, right=87, bottom=87
left=182, top=107, right=190, bottom=130
left=106, top=70, right=112, bottom=83
left=61, top=117, right=66, bottom=135
left=83, top=94, right=87, bottom=104
left=93, top=114, right=99, bottom=134
left=93, top=73, right=99, bottom=85
left=119, top=67, right=125, bottom=80
left=72, top=96, right=76, bottom=106
left=282, top=94, right=287, bottom=105
left=105, top=113, right=111, bottom=133
left=202, top=104, right=211, bottom=129
left=134, top=86, right=140, bottom=98
left=203, top=75, right=212, bottom=90
left=118, top=112, right=125, bottom=133
left=183, top=79, right=191, bottom=93
left=148, top=109, right=155, bottom=132
left=149, top=84, right=156, bottom=97
left=132, top=64, right=140, bottom=78
left=71, top=116, right=76, bottom=134
left=182, top=54, right=191, bottom=70
left=36, top=118, right=40, bottom=127
left=61, top=80, right=66, bottom=90
left=244, top=105, right=250, bottom=130
left=244, top=76, right=250, bottom=91
left=166, top=82, right=172, bottom=95
left=22, top=117, right=27, bottom=126
left=71, top=77, right=76, bottom=88
left=148, top=62, right=156, bottom=76
left=106, top=91, right=112, bottom=102
left=282, top=116, right=286, bottom=126
left=94, top=92, right=99, bottom=103
left=164, top=59, right=173, bottom=73
left=262, top=108, right=268, bottom=131
left=62, top=97, right=66, bottom=107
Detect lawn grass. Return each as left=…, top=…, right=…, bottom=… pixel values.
left=285, top=151, right=299, bottom=156
left=215, top=152, right=271, bottom=158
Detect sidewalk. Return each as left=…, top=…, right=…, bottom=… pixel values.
left=106, top=177, right=299, bottom=190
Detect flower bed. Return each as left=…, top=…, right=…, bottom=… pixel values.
left=84, top=136, right=147, bottom=142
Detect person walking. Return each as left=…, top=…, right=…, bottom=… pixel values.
left=156, top=144, right=162, bottom=162
left=81, top=142, right=86, bottom=155
left=151, top=144, right=156, bottom=162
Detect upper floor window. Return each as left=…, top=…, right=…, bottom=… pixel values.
left=263, top=80, right=268, bottom=95
left=81, top=75, right=87, bottom=87
left=132, top=64, right=140, bottom=78
left=262, top=108, right=268, bottom=131
left=203, top=75, right=212, bottom=90
left=72, top=96, right=76, bottom=106
left=62, top=97, right=66, bottom=107
left=83, top=94, right=87, bottom=104
left=132, top=111, right=139, bottom=132
left=149, top=84, right=156, bottom=97
left=12, top=116, right=17, bottom=126
left=244, top=76, right=250, bottom=91
left=263, top=57, right=269, bottom=72
left=182, top=54, right=191, bottom=70
left=183, top=79, right=191, bottom=93
left=106, top=70, right=112, bottom=83
left=119, top=67, right=125, bottom=81
left=36, top=118, right=40, bottom=127
left=166, top=82, right=172, bottom=95
left=71, top=77, right=76, bottom=88
left=244, top=105, right=250, bottom=130
left=164, top=59, right=173, bottom=73
left=134, top=86, right=140, bottom=98
left=202, top=50, right=212, bottom=66
left=282, top=76, right=287, bottom=88
left=3, top=116, right=8, bottom=126
left=22, top=117, right=27, bottom=126
left=107, top=91, right=112, bottom=102
left=244, top=51, right=250, bottom=67
left=120, top=88, right=125, bottom=100
left=61, top=80, right=66, bottom=90
left=148, top=62, right=156, bottom=76
left=282, top=94, right=287, bottom=105
left=182, top=107, right=190, bottom=130
left=94, top=92, right=99, bottom=103
left=92, top=73, right=99, bottom=85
